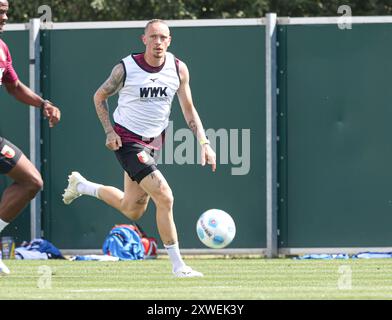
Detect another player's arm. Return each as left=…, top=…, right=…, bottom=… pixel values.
left=93, top=63, right=124, bottom=150
left=4, top=79, right=61, bottom=127
left=177, top=60, right=216, bottom=172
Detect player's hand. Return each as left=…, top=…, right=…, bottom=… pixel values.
left=42, top=101, right=61, bottom=127
left=201, top=144, right=216, bottom=172
left=105, top=131, right=122, bottom=151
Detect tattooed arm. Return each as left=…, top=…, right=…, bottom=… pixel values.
left=93, top=63, right=124, bottom=150
left=177, top=60, right=216, bottom=172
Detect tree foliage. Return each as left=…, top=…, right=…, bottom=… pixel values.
left=6, top=0, right=392, bottom=23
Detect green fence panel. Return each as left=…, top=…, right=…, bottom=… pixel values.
left=0, top=30, right=30, bottom=244
left=278, top=24, right=392, bottom=247
left=42, top=25, right=266, bottom=249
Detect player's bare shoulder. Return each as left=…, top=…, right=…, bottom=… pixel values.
left=177, top=59, right=190, bottom=85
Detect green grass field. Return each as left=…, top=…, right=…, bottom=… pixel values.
left=1, top=257, right=392, bottom=300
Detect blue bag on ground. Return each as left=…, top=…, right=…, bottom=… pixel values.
left=15, top=238, right=65, bottom=260
left=102, top=225, right=144, bottom=260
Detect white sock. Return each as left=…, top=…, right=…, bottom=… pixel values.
left=76, top=180, right=103, bottom=198
left=0, top=218, right=9, bottom=234
left=165, top=242, right=186, bottom=272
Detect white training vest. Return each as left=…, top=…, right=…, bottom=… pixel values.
left=113, top=52, right=180, bottom=138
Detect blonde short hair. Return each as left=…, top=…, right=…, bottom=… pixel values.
left=144, top=19, right=169, bottom=33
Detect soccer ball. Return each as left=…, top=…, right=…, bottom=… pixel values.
left=196, top=209, right=236, bottom=249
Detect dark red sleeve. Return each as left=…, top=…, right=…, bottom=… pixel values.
left=2, top=45, right=18, bottom=84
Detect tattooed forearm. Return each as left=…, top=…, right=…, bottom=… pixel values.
left=188, top=120, right=197, bottom=135
left=94, top=64, right=125, bottom=134
left=187, top=118, right=208, bottom=142
left=95, top=100, right=114, bottom=134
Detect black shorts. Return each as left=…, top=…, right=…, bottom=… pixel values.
left=0, top=137, right=23, bottom=174
left=114, top=142, right=159, bottom=184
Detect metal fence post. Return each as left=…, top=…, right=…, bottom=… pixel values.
left=266, top=13, right=278, bottom=258
left=29, top=18, right=41, bottom=239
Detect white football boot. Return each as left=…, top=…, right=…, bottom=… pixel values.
left=62, top=171, right=86, bottom=204
left=173, top=265, right=203, bottom=278
left=0, top=259, right=10, bottom=275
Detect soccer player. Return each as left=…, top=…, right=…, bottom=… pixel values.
left=63, top=19, right=216, bottom=277
left=0, top=0, right=61, bottom=274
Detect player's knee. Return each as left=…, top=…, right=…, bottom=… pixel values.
left=121, top=205, right=147, bottom=221
left=25, top=174, right=43, bottom=197
left=155, top=189, right=174, bottom=211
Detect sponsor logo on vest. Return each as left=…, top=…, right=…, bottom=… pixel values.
left=140, top=87, right=168, bottom=98
left=1, top=144, right=16, bottom=159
